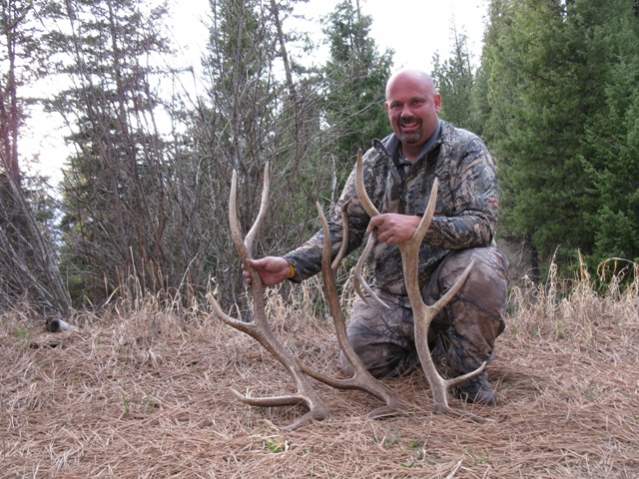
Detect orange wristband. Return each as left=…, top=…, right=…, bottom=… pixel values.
left=287, top=263, right=297, bottom=279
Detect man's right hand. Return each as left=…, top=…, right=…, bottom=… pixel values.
left=244, top=256, right=292, bottom=286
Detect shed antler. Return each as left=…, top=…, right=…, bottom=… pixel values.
left=208, top=164, right=328, bottom=430
left=355, top=153, right=486, bottom=418
left=352, top=152, right=390, bottom=309
left=300, top=202, right=403, bottom=418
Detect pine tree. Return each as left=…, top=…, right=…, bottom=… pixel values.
left=322, top=0, right=393, bottom=185
left=431, top=28, right=475, bottom=131
left=481, top=0, right=610, bottom=268
left=194, top=0, right=328, bottom=303
left=580, top=0, right=639, bottom=265
left=48, top=0, right=176, bottom=301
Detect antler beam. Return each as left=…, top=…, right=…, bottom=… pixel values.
left=354, top=152, right=486, bottom=419
left=301, top=202, right=403, bottom=418
left=352, top=151, right=390, bottom=309
left=208, top=164, right=328, bottom=430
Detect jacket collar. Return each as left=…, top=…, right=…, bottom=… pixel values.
left=378, top=120, right=444, bottom=167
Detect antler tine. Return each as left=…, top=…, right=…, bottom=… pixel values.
left=430, top=260, right=475, bottom=318
left=245, top=162, right=270, bottom=256
left=229, top=162, right=270, bottom=260
left=210, top=164, right=329, bottom=431
left=401, top=181, right=438, bottom=305
left=426, top=259, right=487, bottom=393
left=230, top=390, right=305, bottom=407
left=301, top=202, right=402, bottom=419
left=412, top=179, right=439, bottom=245
left=398, top=183, right=486, bottom=421
left=355, top=150, right=380, bottom=217
left=228, top=170, right=249, bottom=263
left=208, top=292, right=257, bottom=337
left=330, top=202, right=350, bottom=272
left=353, top=151, right=390, bottom=309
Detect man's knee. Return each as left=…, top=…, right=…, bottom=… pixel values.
left=340, top=297, right=417, bottom=378
left=433, top=247, right=508, bottom=329
left=439, top=247, right=507, bottom=297
left=426, top=247, right=508, bottom=372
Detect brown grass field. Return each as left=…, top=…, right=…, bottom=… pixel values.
left=2, top=268, right=638, bottom=478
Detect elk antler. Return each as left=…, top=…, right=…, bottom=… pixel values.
left=352, top=152, right=390, bottom=309
left=354, top=153, right=487, bottom=420
left=299, top=202, right=403, bottom=418
left=208, top=164, right=328, bottom=430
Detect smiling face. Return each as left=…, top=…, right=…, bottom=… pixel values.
left=385, top=71, right=442, bottom=160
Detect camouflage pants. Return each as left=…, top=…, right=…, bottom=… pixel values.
left=339, top=247, right=508, bottom=378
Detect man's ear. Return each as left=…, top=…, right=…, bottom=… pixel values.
left=384, top=100, right=390, bottom=113
left=434, top=94, right=442, bottom=113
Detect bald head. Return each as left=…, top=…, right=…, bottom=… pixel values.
left=384, top=69, right=442, bottom=160
left=385, top=69, right=436, bottom=100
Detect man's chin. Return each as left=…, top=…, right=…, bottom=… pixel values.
left=398, top=133, right=421, bottom=144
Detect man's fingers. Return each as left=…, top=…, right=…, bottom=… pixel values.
left=246, top=258, right=262, bottom=269
left=368, top=214, right=381, bottom=225
left=367, top=214, right=384, bottom=233
left=242, top=257, right=290, bottom=287
left=249, top=257, right=278, bottom=271
left=377, top=231, right=396, bottom=245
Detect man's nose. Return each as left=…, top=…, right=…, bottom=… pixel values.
left=400, top=105, right=414, bottom=117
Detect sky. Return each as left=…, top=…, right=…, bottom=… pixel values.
left=166, top=0, right=489, bottom=81
left=24, top=0, right=489, bottom=187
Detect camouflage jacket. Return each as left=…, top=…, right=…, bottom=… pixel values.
left=284, top=121, right=499, bottom=304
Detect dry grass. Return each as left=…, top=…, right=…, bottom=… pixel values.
left=1, top=270, right=638, bottom=479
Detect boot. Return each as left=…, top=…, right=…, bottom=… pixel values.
left=454, top=372, right=497, bottom=405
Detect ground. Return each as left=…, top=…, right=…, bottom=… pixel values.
left=2, top=275, right=638, bottom=478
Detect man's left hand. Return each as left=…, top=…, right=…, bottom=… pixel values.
left=367, top=213, right=421, bottom=245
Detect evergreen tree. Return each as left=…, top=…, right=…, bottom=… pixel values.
left=195, top=0, right=329, bottom=304
left=481, top=0, right=610, bottom=268
left=580, top=0, right=639, bottom=265
left=322, top=0, right=393, bottom=184
left=475, top=0, right=516, bottom=145
left=431, top=28, right=475, bottom=131
left=48, top=0, right=176, bottom=302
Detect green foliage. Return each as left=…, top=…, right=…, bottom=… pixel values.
left=21, top=0, right=639, bottom=303
left=459, top=0, right=639, bottom=275
left=431, top=29, right=476, bottom=131
left=194, top=0, right=330, bottom=305
left=579, top=1, right=639, bottom=264
left=322, top=0, right=393, bottom=184
left=475, top=0, right=638, bottom=270
left=0, top=0, right=72, bottom=314
left=263, top=437, right=287, bottom=453
left=191, top=0, right=394, bottom=306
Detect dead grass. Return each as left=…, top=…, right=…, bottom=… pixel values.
left=1, top=270, right=638, bottom=479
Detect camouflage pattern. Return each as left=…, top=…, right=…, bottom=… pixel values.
left=338, top=247, right=508, bottom=379
left=283, top=120, right=507, bottom=380
left=284, top=120, right=500, bottom=302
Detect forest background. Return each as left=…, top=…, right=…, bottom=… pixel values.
left=1, top=0, right=639, bottom=318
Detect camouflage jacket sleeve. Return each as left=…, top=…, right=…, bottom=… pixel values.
left=425, top=136, right=499, bottom=250
left=282, top=150, right=384, bottom=282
